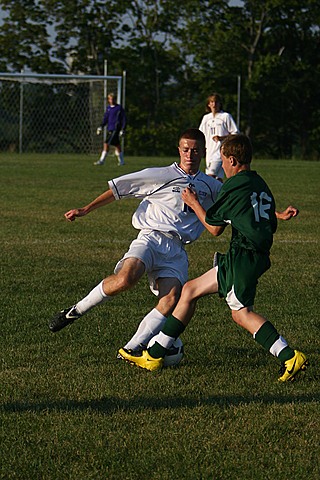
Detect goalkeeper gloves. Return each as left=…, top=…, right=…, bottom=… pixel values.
left=96, top=126, right=103, bottom=135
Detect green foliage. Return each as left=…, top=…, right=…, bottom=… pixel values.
left=0, top=0, right=320, bottom=158
left=0, top=0, right=63, bottom=72
left=1, top=153, right=319, bottom=479
left=45, top=0, right=126, bottom=75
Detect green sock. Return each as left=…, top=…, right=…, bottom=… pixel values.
left=255, top=321, right=294, bottom=361
left=162, top=314, right=186, bottom=338
left=148, top=342, right=167, bottom=358
left=149, top=315, right=185, bottom=358
left=255, top=321, right=279, bottom=351
left=278, top=346, right=295, bottom=362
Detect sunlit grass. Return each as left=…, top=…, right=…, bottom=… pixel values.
left=1, top=153, right=319, bottom=480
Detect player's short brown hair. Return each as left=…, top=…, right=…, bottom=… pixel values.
left=179, top=128, right=206, bottom=150
left=221, top=134, right=252, bottom=165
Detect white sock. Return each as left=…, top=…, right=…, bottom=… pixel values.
left=115, top=149, right=124, bottom=165
left=99, top=151, right=107, bottom=162
left=75, top=280, right=111, bottom=315
left=124, top=308, right=167, bottom=350
left=269, top=335, right=289, bottom=357
left=119, top=152, right=125, bottom=165
left=151, top=331, right=175, bottom=349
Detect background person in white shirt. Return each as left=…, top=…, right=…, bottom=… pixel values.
left=49, top=129, right=222, bottom=353
left=199, top=93, right=239, bottom=182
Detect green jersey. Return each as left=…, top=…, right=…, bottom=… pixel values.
left=205, top=170, right=277, bottom=253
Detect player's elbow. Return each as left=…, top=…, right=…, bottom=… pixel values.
left=208, top=225, right=225, bottom=236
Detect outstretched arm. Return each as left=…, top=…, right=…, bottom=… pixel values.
left=182, top=187, right=225, bottom=236
left=64, top=189, right=116, bottom=222
left=276, top=205, right=299, bottom=221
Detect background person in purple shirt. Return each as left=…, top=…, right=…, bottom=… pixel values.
left=95, top=92, right=127, bottom=166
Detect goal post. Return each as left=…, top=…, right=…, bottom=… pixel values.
left=0, top=72, right=123, bottom=154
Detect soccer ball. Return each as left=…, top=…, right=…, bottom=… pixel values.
left=147, top=336, right=184, bottom=367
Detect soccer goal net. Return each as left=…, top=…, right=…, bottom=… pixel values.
left=0, top=73, right=123, bottom=154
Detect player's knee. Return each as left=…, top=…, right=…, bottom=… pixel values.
left=231, top=309, right=240, bottom=323
left=231, top=308, right=248, bottom=326
left=181, top=281, right=198, bottom=302
left=113, top=272, right=135, bottom=292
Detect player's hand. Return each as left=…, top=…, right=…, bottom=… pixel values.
left=96, top=127, right=102, bottom=135
left=119, top=130, right=125, bottom=138
left=64, top=208, right=87, bottom=222
left=182, top=186, right=199, bottom=208
left=276, top=205, right=299, bottom=221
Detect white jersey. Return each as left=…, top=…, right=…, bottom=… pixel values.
left=109, top=162, right=222, bottom=244
left=199, top=111, right=239, bottom=165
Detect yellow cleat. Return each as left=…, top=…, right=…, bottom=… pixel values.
left=278, top=350, right=309, bottom=382
left=117, top=348, right=163, bottom=371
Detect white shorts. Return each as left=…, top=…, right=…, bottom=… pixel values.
left=114, top=230, right=189, bottom=296
left=205, top=160, right=224, bottom=179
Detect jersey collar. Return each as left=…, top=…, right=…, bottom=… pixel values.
left=174, top=162, right=201, bottom=178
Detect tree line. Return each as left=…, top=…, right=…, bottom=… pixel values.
left=0, top=0, right=319, bottom=158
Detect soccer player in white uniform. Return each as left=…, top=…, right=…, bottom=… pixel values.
left=49, top=129, right=222, bottom=353
left=119, top=134, right=308, bottom=382
left=199, top=93, right=239, bottom=181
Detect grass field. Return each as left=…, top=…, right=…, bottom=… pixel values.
left=1, top=152, right=319, bottom=480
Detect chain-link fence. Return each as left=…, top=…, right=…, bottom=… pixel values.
left=0, top=74, right=122, bottom=154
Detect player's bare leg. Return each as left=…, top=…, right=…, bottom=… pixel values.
left=231, top=307, right=266, bottom=335
left=49, top=258, right=145, bottom=332
left=173, top=268, right=218, bottom=326
left=123, top=277, right=182, bottom=351
left=102, top=257, right=145, bottom=295
left=155, top=277, right=182, bottom=316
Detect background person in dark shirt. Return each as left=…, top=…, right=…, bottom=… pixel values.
left=95, top=92, right=126, bottom=166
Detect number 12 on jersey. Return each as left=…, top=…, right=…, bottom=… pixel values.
left=250, top=192, right=272, bottom=222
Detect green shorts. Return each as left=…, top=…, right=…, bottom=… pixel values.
left=216, top=246, right=271, bottom=310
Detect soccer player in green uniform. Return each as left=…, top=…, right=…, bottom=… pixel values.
left=119, top=134, right=308, bottom=382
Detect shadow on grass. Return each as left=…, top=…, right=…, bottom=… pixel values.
left=2, top=392, right=319, bottom=414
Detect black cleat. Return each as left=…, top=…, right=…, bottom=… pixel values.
left=116, top=344, right=146, bottom=360
left=49, top=305, right=81, bottom=333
